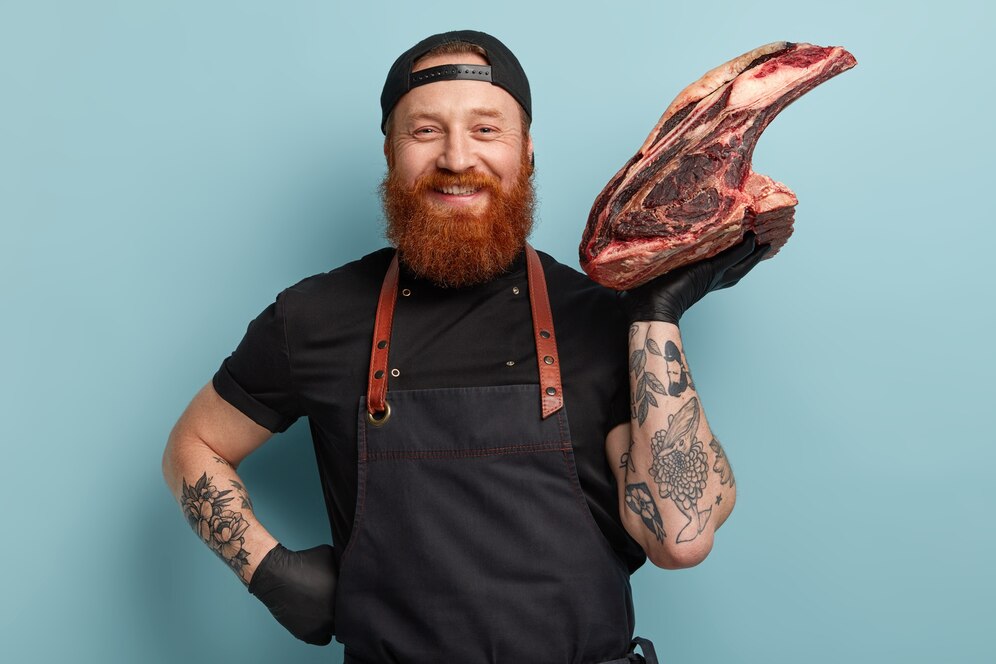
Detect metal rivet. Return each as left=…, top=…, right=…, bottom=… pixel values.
left=544, top=355, right=554, bottom=365
left=545, top=387, right=556, bottom=396
left=505, top=360, right=515, bottom=366
left=390, top=368, right=400, bottom=377
left=401, top=288, right=412, bottom=297
left=512, top=286, right=520, bottom=295
left=366, top=401, right=391, bottom=427
left=374, top=370, right=384, bottom=379
left=540, top=330, right=551, bottom=339
left=377, top=340, right=387, bottom=349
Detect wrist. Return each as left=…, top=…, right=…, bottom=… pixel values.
left=248, top=542, right=285, bottom=594
left=629, top=320, right=681, bottom=337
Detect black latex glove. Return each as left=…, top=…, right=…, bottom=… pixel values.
left=622, top=232, right=771, bottom=325
left=248, top=543, right=338, bottom=645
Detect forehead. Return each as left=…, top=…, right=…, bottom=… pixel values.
left=413, top=50, right=489, bottom=71
left=394, top=52, right=523, bottom=127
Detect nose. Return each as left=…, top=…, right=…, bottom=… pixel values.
left=436, top=132, right=477, bottom=173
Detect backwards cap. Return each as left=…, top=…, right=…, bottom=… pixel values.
left=380, top=29, right=532, bottom=134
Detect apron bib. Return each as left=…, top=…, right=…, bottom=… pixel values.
left=334, top=246, right=657, bottom=664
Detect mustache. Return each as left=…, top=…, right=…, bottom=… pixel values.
left=413, top=170, right=502, bottom=194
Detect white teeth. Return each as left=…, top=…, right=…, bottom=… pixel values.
left=438, top=186, right=479, bottom=196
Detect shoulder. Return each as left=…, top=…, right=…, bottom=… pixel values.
left=534, top=249, right=621, bottom=310
left=277, top=248, right=395, bottom=312
left=533, top=249, right=628, bottom=349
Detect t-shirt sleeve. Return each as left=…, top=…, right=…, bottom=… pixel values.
left=606, top=290, right=633, bottom=430
left=608, top=376, right=631, bottom=430
left=212, top=291, right=303, bottom=433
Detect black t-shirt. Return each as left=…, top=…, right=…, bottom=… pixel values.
left=213, top=247, right=647, bottom=573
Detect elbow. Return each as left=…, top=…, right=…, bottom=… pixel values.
left=161, top=447, right=170, bottom=485
left=646, top=531, right=715, bottom=570
left=161, top=433, right=183, bottom=495
left=161, top=426, right=206, bottom=494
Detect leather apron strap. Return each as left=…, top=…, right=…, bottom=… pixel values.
left=524, top=243, right=565, bottom=419
left=365, top=252, right=400, bottom=422
left=365, top=244, right=564, bottom=422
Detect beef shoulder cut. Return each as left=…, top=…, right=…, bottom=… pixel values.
left=579, top=41, right=857, bottom=290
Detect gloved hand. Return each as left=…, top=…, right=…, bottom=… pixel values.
left=622, top=232, right=771, bottom=325
left=248, top=543, right=338, bottom=645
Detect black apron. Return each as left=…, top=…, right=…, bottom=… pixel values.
left=334, top=246, right=659, bottom=664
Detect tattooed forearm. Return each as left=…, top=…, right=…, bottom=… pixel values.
left=624, top=323, right=738, bottom=557
left=625, top=483, right=666, bottom=543
left=620, top=438, right=637, bottom=474
left=181, top=472, right=252, bottom=582
left=661, top=339, right=694, bottom=396
left=230, top=479, right=254, bottom=511
left=709, top=438, right=735, bottom=487
left=648, top=397, right=713, bottom=543
left=630, top=332, right=695, bottom=426
left=630, top=335, right=665, bottom=426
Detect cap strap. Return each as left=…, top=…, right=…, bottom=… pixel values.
left=410, top=64, right=492, bottom=89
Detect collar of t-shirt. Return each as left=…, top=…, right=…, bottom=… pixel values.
left=395, top=249, right=529, bottom=294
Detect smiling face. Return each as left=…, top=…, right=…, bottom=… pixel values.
left=386, top=52, right=533, bottom=204
left=380, top=50, right=536, bottom=288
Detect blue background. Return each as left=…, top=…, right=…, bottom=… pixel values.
left=2, top=0, right=993, bottom=662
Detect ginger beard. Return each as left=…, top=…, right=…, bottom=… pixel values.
left=381, top=145, right=535, bottom=288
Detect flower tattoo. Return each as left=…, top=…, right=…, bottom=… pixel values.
left=182, top=473, right=251, bottom=580
left=649, top=397, right=713, bottom=543
left=625, top=482, right=666, bottom=543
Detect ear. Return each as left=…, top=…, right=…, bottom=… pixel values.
left=526, top=134, right=535, bottom=170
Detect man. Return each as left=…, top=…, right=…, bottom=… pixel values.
left=162, top=29, right=768, bottom=663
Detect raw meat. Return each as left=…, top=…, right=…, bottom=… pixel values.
left=579, top=42, right=857, bottom=290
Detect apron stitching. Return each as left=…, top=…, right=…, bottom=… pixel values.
left=367, top=441, right=568, bottom=461
left=341, top=252, right=637, bottom=661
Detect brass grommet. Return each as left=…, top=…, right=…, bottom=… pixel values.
left=366, top=401, right=392, bottom=426
left=512, top=286, right=520, bottom=295
left=390, top=368, right=400, bottom=377
left=401, top=288, right=412, bottom=297
left=545, top=387, right=557, bottom=396
left=505, top=360, right=515, bottom=366
left=544, top=355, right=554, bottom=365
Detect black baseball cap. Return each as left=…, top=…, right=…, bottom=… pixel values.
left=380, top=29, right=532, bottom=134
